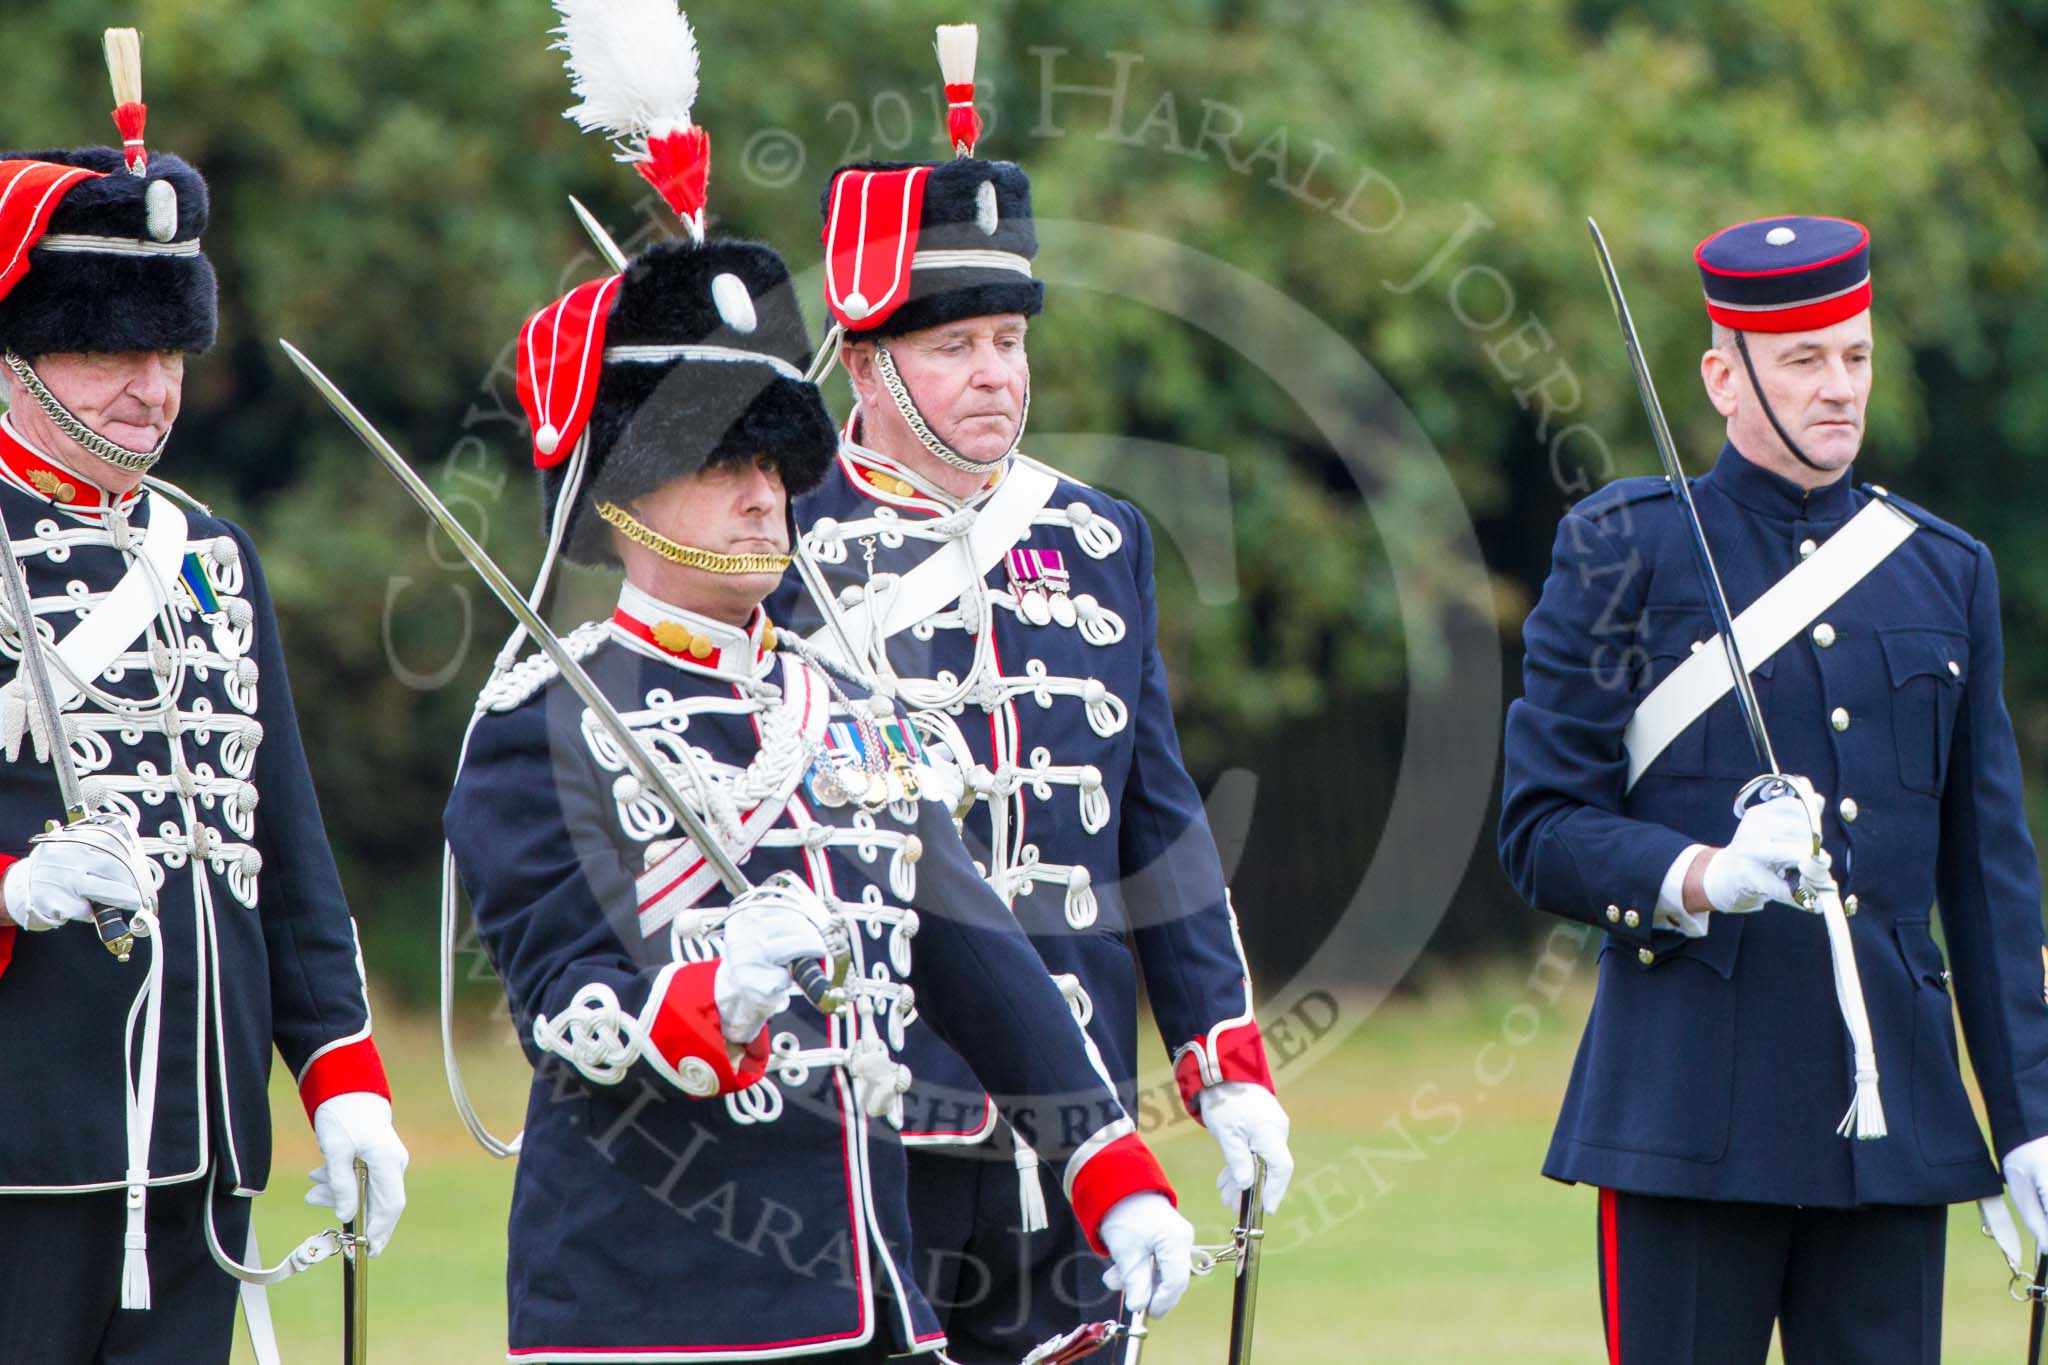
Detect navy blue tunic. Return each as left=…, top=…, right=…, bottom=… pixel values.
left=1501, top=443, right=2048, bottom=1206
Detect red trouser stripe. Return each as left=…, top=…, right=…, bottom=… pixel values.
left=1600, top=1187, right=1622, bottom=1365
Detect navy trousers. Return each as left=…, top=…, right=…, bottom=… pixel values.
left=1596, top=1188, right=1945, bottom=1364
left=0, top=1179, right=250, bottom=1364
left=907, top=1138, right=1124, bottom=1364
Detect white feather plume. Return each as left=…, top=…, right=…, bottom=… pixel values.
left=552, top=0, right=701, bottom=146
left=934, top=24, right=978, bottom=87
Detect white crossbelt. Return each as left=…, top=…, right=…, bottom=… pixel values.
left=809, top=458, right=1058, bottom=668
left=1622, top=497, right=1917, bottom=790
left=30, top=498, right=189, bottom=708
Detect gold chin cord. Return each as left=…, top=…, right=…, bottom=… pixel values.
left=594, top=500, right=792, bottom=575
left=343, top=1158, right=369, bottom=1365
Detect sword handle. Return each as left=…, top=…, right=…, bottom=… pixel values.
left=91, top=902, right=135, bottom=961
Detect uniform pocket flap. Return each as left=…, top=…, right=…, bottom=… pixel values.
left=1879, top=627, right=1967, bottom=688
left=1642, top=606, right=1775, bottom=676
left=1892, top=917, right=1951, bottom=990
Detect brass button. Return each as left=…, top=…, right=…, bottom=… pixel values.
left=1798, top=538, right=1819, bottom=559
left=1605, top=905, right=1621, bottom=923
left=1624, top=909, right=1641, bottom=928
left=1840, top=797, right=1860, bottom=823
left=1830, top=707, right=1850, bottom=732
left=1948, top=660, right=1961, bottom=678
left=1870, top=484, right=1889, bottom=496
left=1813, top=623, right=1836, bottom=648
left=1844, top=894, right=1860, bottom=915
left=1637, top=948, right=1655, bottom=965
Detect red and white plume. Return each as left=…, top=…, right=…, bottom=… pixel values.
left=935, top=23, right=983, bottom=157
left=551, top=0, right=710, bottom=241
left=104, top=27, right=147, bottom=176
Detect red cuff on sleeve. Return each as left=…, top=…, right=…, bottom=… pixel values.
left=645, top=960, right=770, bottom=1096
left=0, top=854, right=17, bottom=984
left=1069, top=1131, right=1176, bottom=1255
left=298, top=1036, right=391, bottom=1123
left=1174, top=1018, right=1275, bottom=1120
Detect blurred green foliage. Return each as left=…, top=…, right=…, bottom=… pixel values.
left=7, top=0, right=2046, bottom=996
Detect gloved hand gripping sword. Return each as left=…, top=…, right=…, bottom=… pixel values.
left=1588, top=219, right=1884, bottom=1140
left=0, top=495, right=142, bottom=959
left=278, top=340, right=848, bottom=1014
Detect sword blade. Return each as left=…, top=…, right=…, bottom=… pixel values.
left=1226, top=1156, right=1267, bottom=1365
left=0, top=496, right=133, bottom=957
left=277, top=339, right=752, bottom=898
left=1586, top=218, right=1777, bottom=777
left=2031, top=1252, right=2046, bottom=1365
left=344, top=1158, right=369, bottom=1365
left=568, top=196, right=630, bottom=273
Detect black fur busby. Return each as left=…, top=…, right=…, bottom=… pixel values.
left=824, top=157, right=1042, bottom=338
left=543, top=238, right=839, bottom=566
left=0, top=147, right=217, bottom=358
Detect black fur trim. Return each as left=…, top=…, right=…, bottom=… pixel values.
left=825, top=157, right=1040, bottom=337
left=537, top=238, right=838, bottom=567
left=0, top=148, right=216, bottom=356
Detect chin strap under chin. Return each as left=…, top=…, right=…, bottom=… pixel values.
left=870, top=342, right=1027, bottom=476
left=1731, top=332, right=1825, bottom=473
left=2, top=353, right=170, bottom=475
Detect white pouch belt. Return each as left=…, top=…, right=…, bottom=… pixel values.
left=1623, top=497, right=1917, bottom=790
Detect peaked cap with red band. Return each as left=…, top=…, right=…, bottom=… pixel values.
left=820, top=23, right=1040, bottom=338
left=1695, top=215, right=1871, bottom=333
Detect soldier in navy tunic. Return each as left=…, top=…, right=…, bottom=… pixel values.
left=1501, top=215, right=2048, bottom=1362
left=441, top=21, right=1196, bottom=1358
left=0, top=39, right=406, bottom=1364
left=763, top=24, right=1293, bottom=1361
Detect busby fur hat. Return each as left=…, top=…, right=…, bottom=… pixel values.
left=819, top=25, right=1041, bottom=339
left=533, top=238, right=838, bottom=565
left=0, top=31, right=217, bottom=359
left=519, top=0, right=838, bottom=567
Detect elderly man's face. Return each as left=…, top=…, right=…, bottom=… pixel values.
left=863, top=314, right=1029, bottom=466
left=29, top=350, right=184, bottom=452
left=1704, top=313, right=1872, bottom=478
left=616, top=454, right=790, bottom=622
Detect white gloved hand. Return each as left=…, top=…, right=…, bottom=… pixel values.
left=3, top=819, right=147, bottom=932
left=714, top=896, right=829, bottom=1044
left=2005, top=1135, right=2048, bottom=1251
left=1700, top=792, right=1812, bottom=914
left=1098, top=1191, right=1195, bottom=1318
left=1199, top=1081, right=1295, bottom=1215
left=307, top=1093, right=409, bottom=1257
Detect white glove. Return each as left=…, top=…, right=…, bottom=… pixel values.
left=308, top=1093, right=409, bottom=1256
left=3, top=819, right=147, bottom=932
left=713, top=895, right=829, bottom=1044
left=1199, top=1081, right=1294, bottom=1214
left=2005, top=1135, right=2048, bottom=1251
left=1098, top=1191, right=1194, bottom=1318
left=1700, top=792, right=1812, bottom=914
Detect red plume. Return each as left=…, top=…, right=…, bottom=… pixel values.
left=638, top=126, right=710, bottom=240
left=944, top=85, right=983, bottom=156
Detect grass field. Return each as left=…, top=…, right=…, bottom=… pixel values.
left=231, top=962, right=2037, bottom=1363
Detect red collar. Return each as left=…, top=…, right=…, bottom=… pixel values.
left=610, top=584, right=777, bottom=683
left=0, top=416, right=144, bottom=518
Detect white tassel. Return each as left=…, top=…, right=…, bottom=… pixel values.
left=934, top=23, right=978, bottom=87
left=1805, top=849, right=1887, bottom=1140
left=104, top=28, right=144, bottom=107
left=120, top=1190, right=150, bottom=1309
left=551, top=0, right=700, bottom=144
left=1014, top=1137, right=1050, bottom=1234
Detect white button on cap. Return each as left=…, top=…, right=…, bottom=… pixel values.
left=1799, top=538, right=1819, bottom=559
left=1813, top=623, right=1836, bottom=647
left=1831, top=707, right=1850, bottom=732
left=1840, top=797, right=1860, bottom=823
left=843, top=292, right=871, bottom=320
left=1766, top=226, right=1798, bottom=246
